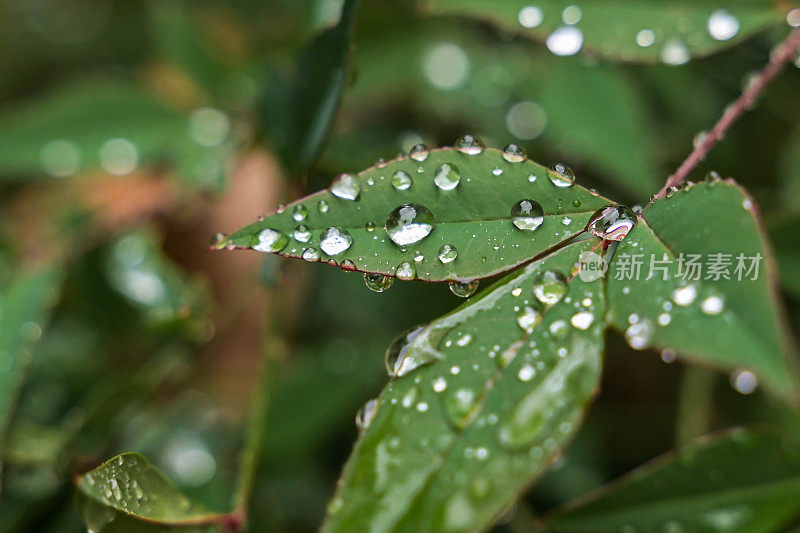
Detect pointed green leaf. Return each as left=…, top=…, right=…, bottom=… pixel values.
left=606, top=180, right=799, bottom=403
left=75, top=452, right=224, bottom=532
left=547, top=428, right=800, bottom=533
left=324, top=240, right=604, bottom=532
left=223, top=147, right=611, bottom=281
left=0, top=78, right=232, bottom=189
left=0, top=268, right=61, bottom=493
left=422, top=1, right=785, bottom=63
left=262, top=0, right=360, bottom=176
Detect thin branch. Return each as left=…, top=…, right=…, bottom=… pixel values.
left=653, top=28, right=800, bottom=201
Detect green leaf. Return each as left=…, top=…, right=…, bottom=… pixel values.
left=324, top=240, right=604, bottom=531
left=0, top=268, right=61, bottom=492
left=223, top=147, right=611, bottom=281
left=421, top=0, right=785, bottom=63
left=75, top=452, right=224, bottom=532
left=0, top=78, right=232, bottom=189
left=547, top=428, right=800, bottom=533
left=606, top=180, right=799, bottom=403
left=262, top=0, right=360, bottom=176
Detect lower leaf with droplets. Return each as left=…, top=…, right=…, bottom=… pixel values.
left=323, top=240, right=605, bottom=532
left=75, top=453, right=230, bottom=532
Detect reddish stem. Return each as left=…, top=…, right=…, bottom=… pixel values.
left=653, top=28, right=800, bottom=201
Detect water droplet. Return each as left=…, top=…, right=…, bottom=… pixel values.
left=438, top=244, right=458, bottom=264
left=546, top=26, right=583, bottom=56
left=660, top=39, right=690, bottom=65
left=492, top=167, right=504, bottom=176
left=416, top=401, right=429, bottom=412
left=708, top=10, right=739, bottom=41
left=302, top=247, right=320, bottom=262
left=319, top=227, right=353, bottom=256
left=385, top=326, right=435, bottom=377
left=292, top=204, right=308, bottom=222
left=528, top=173, right=538, bottom=183
left=549, top=319, right=568, bottom=339
left=587, top=204, right=637, bottom=241
left=396, top=261, right=416, bottom=280
left=518, top=6, right=543, bottom=28
left=455, top=134, right=485, bottom=155
left=731, top=369, right=758, bottom=394
left=570, top=312, right=594, bottom=330
left=449, top=280, right=479, bottom=298
left=293, top=225, right=311, bottom=243
left=518, top=364, right=536, bottom=382
left=365, top=273, right=393, bottom=292
left=502, top=143, right=527, bottom=163
left=391, top=170, right=413, bottom=190
left=636, top=29, right=655, bottom=47
left=671, top=285, right=697, bottom=306
left=356, top=399, right=379, bottom=430
left=366, top=221, right=376, bottom=232
left=661, top=348, right=677, bottom=363
left=408, top=143, right=429, bottom=161
left=625, top=320, right=653, bottom=350
left=701, top=295, right=724, bottom=315
left=433, top=377, right=447, bottom=392
left=658, top=312, right=672, bottom=326
left=516, top=306, right=542, bottom=334
left=548, top=163, right=576, bottom=187
left=110, top=478, right=122, bottom=500
left=318, top=200, right=330, bottom=213
left=562, top=216, right=572, bottom=226
left=444, top=387, right=478, bottom=428
left=341, top=259, right=356, bottom=270
left=456, top=333, right=473, bottom=347
left=511, top=199, right=544, bottom=231
left=252, top=228, right=289, bottom=253
left=385, top=204, right=435, bottom=246
left=434, top=163, right=461, bottom=190
left=330, top=173, right=361, bottom=200
left=533, top=270, right=568, bottom=305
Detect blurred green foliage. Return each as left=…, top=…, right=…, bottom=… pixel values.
left=1, top=0, right=800, bottom=531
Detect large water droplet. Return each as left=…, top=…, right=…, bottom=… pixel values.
left=385, top=204, right=435, bottom=246
left=625, top=320, right=653, bottom=350
left=293, top=225, right=311, bottom=243
left=455, top=134, right=485, bottom=155
left=434, top=163, right=461, bottom=190
left=511, top=199, right=544, bottom=231
left=548, top=163, right=575, bottom=187
left=533, top=270, right=568, bottom=305
left=546, top=26, right=583, bottom=56
left=385, top=325, right=434, bottom=378
left=516, top=306, right=542, bottom=334
left=408, top=143, right=429, bottom=162
left=356, top=399, right=379, bottom=430
left=292, top=204, right=308, bottom=222
left=438, top=244, right=458, bottom=264
left=449, top=280, right=478, bottom=298
left=444, top=387, right=478, bottom=429
left=708, top=9, right=739, bottom=41
left=396, top=261, right=416, bottom=280
left=570, top=311, right=594, bottom=330
left=391, top=170, right=413, bottom=191
left=364, top=273, right=394, bottom=293
left=330, top=173, right=361, bottom=200
left=302, top=247, right=320, bottom=262
left=587, top=204, right=637, bottom=241
left=502, top=143, right=527, bottom=163
left=252, top=228, right=289, bottom=253
left=319, top=227, right=353, bottom=256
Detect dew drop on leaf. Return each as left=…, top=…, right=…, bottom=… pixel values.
left=444, top=387, right=478, bottom=429
left=434, top=163, right=461, bottom=190
left=292, top=204, right=308, bottom=222
left=355, top=399, right=379, bottom=430
left=502, top=143, right=527, bottom=163
left=385, top=204, right=435, bottom=246
left=533, top=270, right=568, bottom=305
left=252, top=228, right=289, bottom=253
left=396, top=261, right=416, bottom=280
left=516, top=306, right=542, bottom=334
left=365, top=221, right=375, bottom=232
left=449, top=280, right=479, bottom=298
left=302, top=247, right=320, bottom=262
left=364, top=272, right=394, bottom=293
left=438, top=244, right=458, bottom=264
left=671, top=284, right=698, bottom=306
left=511, top=199, right=544, bottom=231
left=341, top=259, right=356, bottom=271
left=391, top=170, right=413, bottom=190
left=318, top=199, right=330, bottom=214
left=319, top=227, right=353, bottom=256
left=385, top=325, right=434, bottom=377
left=701, top=295, right=725, bottom=315
left=570, top=311, right=594, bottom=330
left=625, top=320, right=653, bottom=350
left=455, top=134, right=485, bottom=155
left=548, top=163, right=576, bottom=187
left=293, top=225, right=311, bottom=243
left=587, top=204, right=637, bottom=241
left=330, top=173, right=361, bottom=200
left=408, top=143, right=429, bottom=162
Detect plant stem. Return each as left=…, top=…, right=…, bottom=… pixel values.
left=675, top=366, right=717, bottom=447
left=654, top=28, right=800, bottom=200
